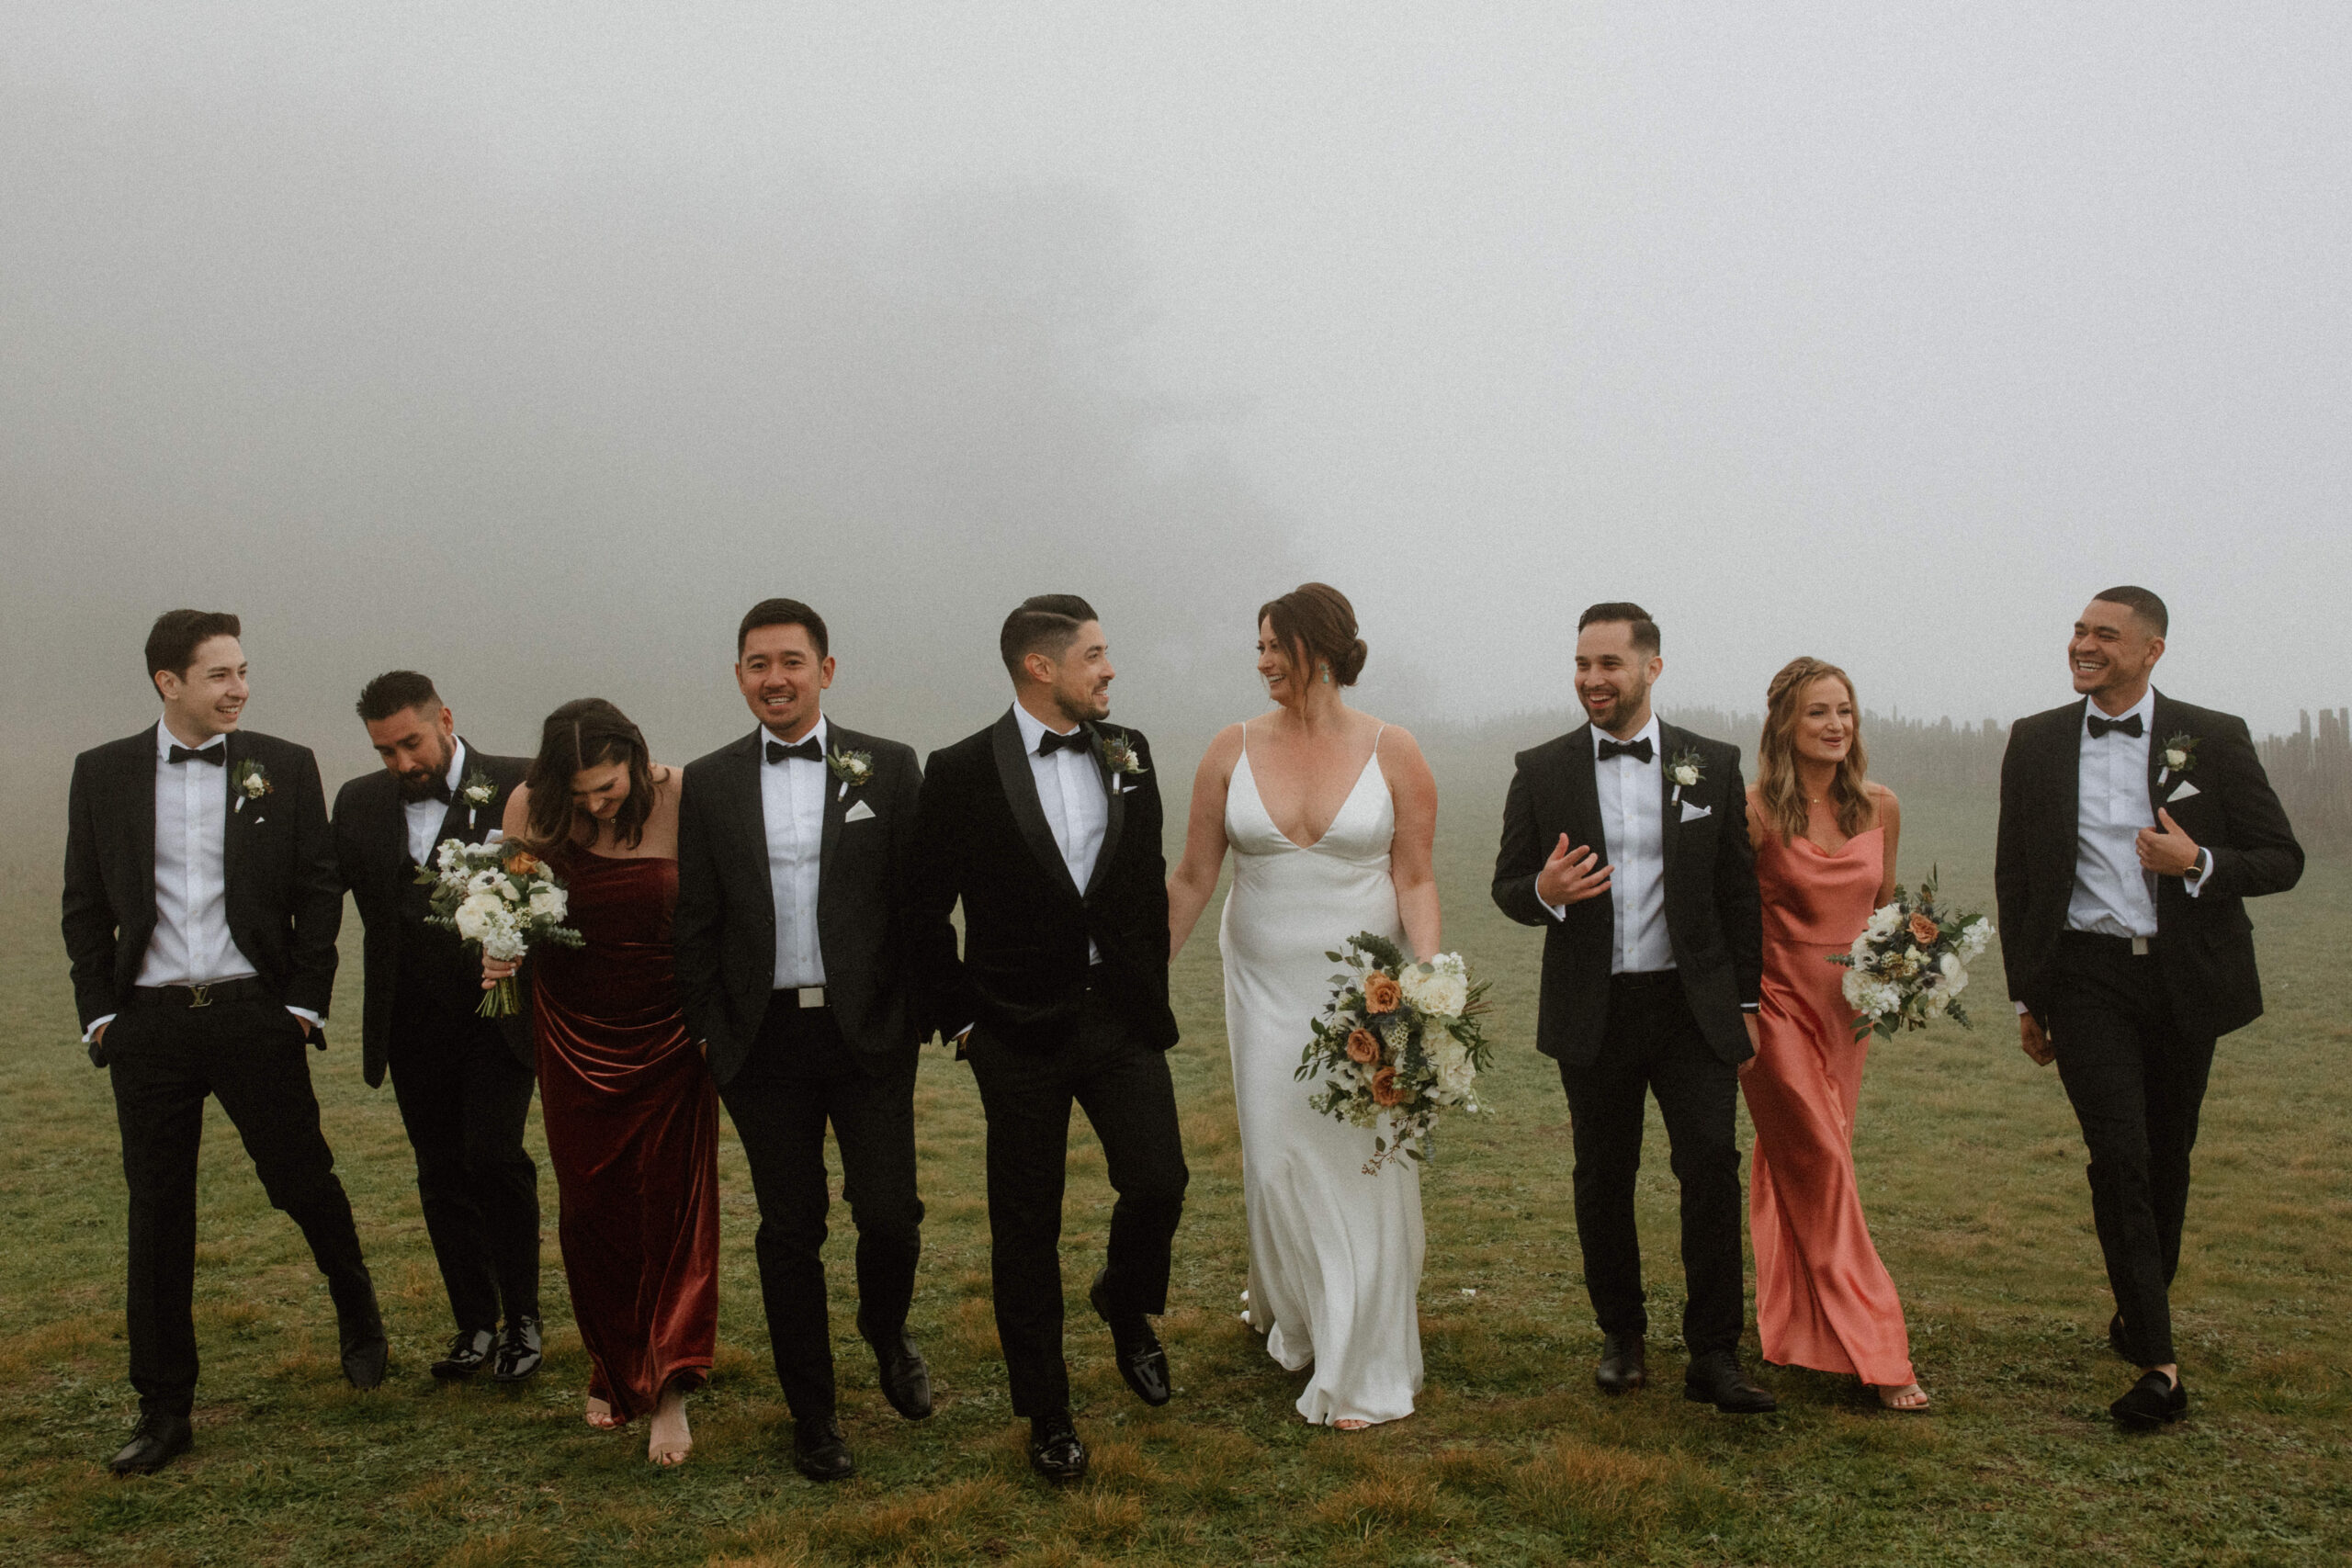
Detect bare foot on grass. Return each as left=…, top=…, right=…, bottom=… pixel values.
left=1875, top=1382, right=1930, bottom=1411
left=1333, top=1418, right=1371, bottom=1431
left=584, top=1396, right=624, bottom=1430
left=647, top=1387, right=692, bottom=1465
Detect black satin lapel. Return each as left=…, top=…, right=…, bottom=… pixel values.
left=221, top=729, right=248, bottom=893
left=993, top=710, right=1080, bottom=898
left=818, top=727, right=848, bottom=880
left=1656, top=723, right=1683, bottom=882
left=2059, top=697, right=2086, bottom=852
left=2146, top=692, right=2175, bottom=814
left=1563, top=727, right=1608, bottom=867
left=1083, top=724, right=1125, bottom=897
left=130, top=737, right=158, bottom=921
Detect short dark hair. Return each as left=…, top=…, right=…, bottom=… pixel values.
left=1577, top=601, right=1660, bottom=657
left=144, top=609, right=242, bottom=695
left=738, top=598, right=830, bottom=660
left=356, top=671, right=442, bottom=723
left=1000, top=593, right=1099, bottom=679
left=2092, top=585, right=2168, bottom=637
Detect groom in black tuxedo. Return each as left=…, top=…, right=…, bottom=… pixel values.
left=909, top=594, right=1187, bottom=1484
left=1492, top=603, right=1775, bottom=1414
left=332, top=671, right=541, bottom=1385
left=62, top=610, right=383, bottom=1475
left=674, top=599, right=932, bottom=1483
left=1996, top=586, right=2301, bottom=1429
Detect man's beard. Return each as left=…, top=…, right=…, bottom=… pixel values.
left=394, top=746, right=454, bottom=801
left=1588, top=681, right=1648, bottom=734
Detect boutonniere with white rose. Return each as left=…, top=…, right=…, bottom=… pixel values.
left=459, top=764, right=499, bottom=829
left=2157, top=733, right=2199, bottom=786
left=231, top=759, right=273, bottom=818
left=1667, top=746, right=1704, bottom=805
left=1096, top=732, right=1148, bottom=777
left=828, top=748, right=874, bottom=800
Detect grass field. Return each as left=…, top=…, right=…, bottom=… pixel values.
left=3, top=742, right=2348, bottom=1567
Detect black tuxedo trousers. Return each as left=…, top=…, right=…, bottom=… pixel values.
left=965, top=989, right=1188, bottom=1418
left=718, top=996, right=923, bottom=1421
left=1556, top=974, right=1747, bottom=1358
left=2044, top=933, right=2215, bottom=1367
left=106, top=995, right=371, bottom=1419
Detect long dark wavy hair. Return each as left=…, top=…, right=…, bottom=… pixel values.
left=522, top=697, right=656, bottom=852
left=1757, top=658, right=1875, bottom=844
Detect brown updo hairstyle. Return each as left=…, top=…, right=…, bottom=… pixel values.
left=1757, top=657, right=1874, bottom=845
left=522, top=697, right=658, bottom=852
left=1259, top=582, right=1369, bottom=689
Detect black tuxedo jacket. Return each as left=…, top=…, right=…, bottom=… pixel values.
left=62, top=726, right=343, bottom=1038
left=332, top=743, right=530, bottom=1087
left=1995, top=692, right=2302, bottom=1040
left=673, top=721, right=924, bottom=1086
left=908, top=709, right=1177, bottom=1052
left=1491, top=722, right=1763, bottom=1066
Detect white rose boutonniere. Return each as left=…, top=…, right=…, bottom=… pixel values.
left=231, top=759, right=273, bottom=818
left=828, top=748, right=875, bottom=800
left=1667, top=746, right=1703, bottom=803
left=2158, top=732, right=2199, bottom=785
left=460, top=764, right=498, bottom=829
left=1097, top=732, right=1148, bottom=777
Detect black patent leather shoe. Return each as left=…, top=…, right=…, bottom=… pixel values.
left=2110, top=1370, right=2187, bottom=1430
left=1682, top=1349, right=1777, bottom=1414
left=1089, top=1269, right=1171, bottom=1407
left=1027, top=1413, right=1088, bottom=1484
left=863, top=1324, right=934, bottom=1420
left=791, top=1415, right=856, bottom=1482
left=337, top=1291, right=389, bottom=1391
left=108, top=1414, right=192, bottom=1476
left=431, top=1328, right=496, bottom=1381
left=1595, top=1333, right=1648, bottom=1393
left=489, top=1315, right=543, bottom=1383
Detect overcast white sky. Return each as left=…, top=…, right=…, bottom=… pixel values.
left=6, top=2, right=2348, bottom=805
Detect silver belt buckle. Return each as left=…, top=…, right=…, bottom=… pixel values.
left=797, top=987, right=826, bottom=1009
left=188, top=984, right=212, bottom=1008
left=2131, top=937, right=2149, bottom=956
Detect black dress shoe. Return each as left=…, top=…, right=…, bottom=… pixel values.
left=1595, top=1333, right=1648, bottom=1393
left=336, top=1289, right=389, bottom=1391
left=1027, top=1413, right=1088, bottom=1484
left=489, top=1315, right=543, bottom=1383
left=863, top=1324, right=934, bottom=1420
left=431, top=1328, right=496, bottom=1381
left=791, top=1415, right=856, bottom=1482
left=1683, top=1349, right=1777, bottom=1414
left=1089, top=1269, right=1171, bottom=1407
left=2110, top=1370, right=2188, bottom=1430
left=108, top=1414, right=192, bottom=1476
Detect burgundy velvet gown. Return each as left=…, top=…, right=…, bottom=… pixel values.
left=532, top=845, right=719, bottom=1419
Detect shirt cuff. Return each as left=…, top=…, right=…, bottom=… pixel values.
left=83, top=1013, right=116, bottom=1043
left=2182, top=848, right=2212, bottom=897
left=1740, top=1002, right=1759, bottom=1013
left=1541, top=897, right=1566, bottom=921
left=287, top=1006, right=322, bottom=1030
left=2015, top=999, right=2030, bottom=1016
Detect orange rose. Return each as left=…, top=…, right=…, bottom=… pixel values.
left=1345, top=1028, right=1381, bottom=1065
left=1905, top=911, right=1940, bottom=947
left=1363, top=973, right=1403, bottom=1013
left=504, top=850, right=541, bottom=876
left=1371, top=1065, right=1406, bottom=1106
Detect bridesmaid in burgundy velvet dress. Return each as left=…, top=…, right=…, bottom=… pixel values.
left=1742, top=660, right=1928, bottom=1412
left=489, top=698, right=718, bottom=1465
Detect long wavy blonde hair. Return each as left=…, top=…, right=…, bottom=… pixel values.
left=1758, top=658, right=1874, bottom=844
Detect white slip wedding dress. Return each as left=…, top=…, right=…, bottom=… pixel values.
left=1221, top=722, right=1425, bottom=1426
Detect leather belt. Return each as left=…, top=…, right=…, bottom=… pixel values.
left=2058, top=930, right=2155, bottom=958
left=130, top=977, right=272, bottom=1009
left=775, top=986, right=827, bottom=1010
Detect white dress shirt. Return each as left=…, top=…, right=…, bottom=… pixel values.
left=1592, top=716, right=1675, bottom=974
left=762, top=715, right=829, bottom=989
left=1012, top=702, right=1107, bottom=963
left=404, top=739, right=467, bottom=867
left=2067, top=690, right=2162, bottom=940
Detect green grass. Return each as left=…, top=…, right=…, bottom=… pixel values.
left=3, top=754, right=2348, bottom=1566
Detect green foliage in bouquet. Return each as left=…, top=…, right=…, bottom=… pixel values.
left=1296, top=931, right=1494, bottom=1173
left=1827, top=865, right=1994, bottom=1043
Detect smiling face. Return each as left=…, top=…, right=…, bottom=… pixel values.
left=154, top=634, right=249, bottom=742
left=1792, top=674, right=1857, bottom=766
left=365, top=701, right=458, bottom=800
left=736, top=622, right=834, bottom=741
left=1027, top=618, right=1114, bottom=726
left=570, top=760, right=633, bottom=821
left=2068, top=598, right=2165, bottom=712
left=1574, top=619, right=1661, bottom=739
left=1256, top=617, right=1307, bottom=705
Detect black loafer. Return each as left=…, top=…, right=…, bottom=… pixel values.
left=431, top=1328, right=496, bottom=1381
left=1089, top=1269, right=1171, bottom=1407
left=336, top=1290, right=389, bottom=1391
left=490, top=1315, right=543, bottom=1383
left=1683, top=1348, right=1777, bottom=1414
left=2110, top=1370, right=2187, bottom=1430
left=791, top=1415, right=856, bottom=1482
left=108, top=1414, right=192, bottom=1476
left=1596, top=1333, right=1647, bottom=1393
left=863, top=1324, right=934, bottom=1420
left=1027, top=1413, right=1088, bottom=1484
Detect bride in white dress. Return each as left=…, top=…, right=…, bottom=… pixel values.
left=1168, top=583, right=1442, bottom=1428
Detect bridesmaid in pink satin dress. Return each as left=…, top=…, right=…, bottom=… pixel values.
left=1742, top=659, right=1928, bottom=1411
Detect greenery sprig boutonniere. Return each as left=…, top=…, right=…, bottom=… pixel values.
left=828, top=748, right=875, bottom=796
left=1097, top=732, right=1148, bottom=777
left=231, top=759, right=272, bottom=817
left=2158, top=733, right=2198, bottom=784
left=460, top=764, right=499, bottom=828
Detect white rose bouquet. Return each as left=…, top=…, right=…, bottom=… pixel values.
left=1296, top=932, right=1493, bottom=1174
left=1828, top=867, right=1994, bottom=1042
left=415, top=840, right=585, bottom=1017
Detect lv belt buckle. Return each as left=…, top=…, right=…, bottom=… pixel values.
left=188, top=984, right=212, bottom=1008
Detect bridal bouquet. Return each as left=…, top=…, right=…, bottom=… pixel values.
left=1297, top=932, right=1493, bottom=1174
left=1828, top=868, right=1994, bottom=1042
left=415, top=840, right=584, bottom=1017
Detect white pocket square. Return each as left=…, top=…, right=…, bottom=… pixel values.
left=2167, top=779, right=2200, bottom=801
left=843, top=798, right=877, bottom=823
left=1679, top=800, right=1713, bottom=822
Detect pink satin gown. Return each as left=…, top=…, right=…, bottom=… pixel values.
left=1742, top=825, right=1916, bottom=1386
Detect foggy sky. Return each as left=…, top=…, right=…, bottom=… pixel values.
left=7, top=4, right=2349, bottom=842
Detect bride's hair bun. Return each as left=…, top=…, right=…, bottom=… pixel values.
left=1259, top=582, right=1368, bottom=688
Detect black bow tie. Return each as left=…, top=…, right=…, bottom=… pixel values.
left=2086, top=713, right=2143, bottom=739
left=421, top=778, right=453, bottom=804
left=765, top=737, right=823, bottom=763
left=1597, top=736, right=1654, bottom=764
left=1037, top=728, right=1088, bottom=758
left=167, top=744, right=225, bottom=766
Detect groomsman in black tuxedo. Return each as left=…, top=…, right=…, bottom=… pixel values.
left=908, top=595, right=1187, bottom=1484
left=332, top=671, right=541, bottom=1384
left=1492, top=603, right=1775, bottom=1414
left=1996, top=586, right=2301, bottom=1429
left=62, top=610, right=383, bottom=1475
left=674, top=599, right=931, bottom=1483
